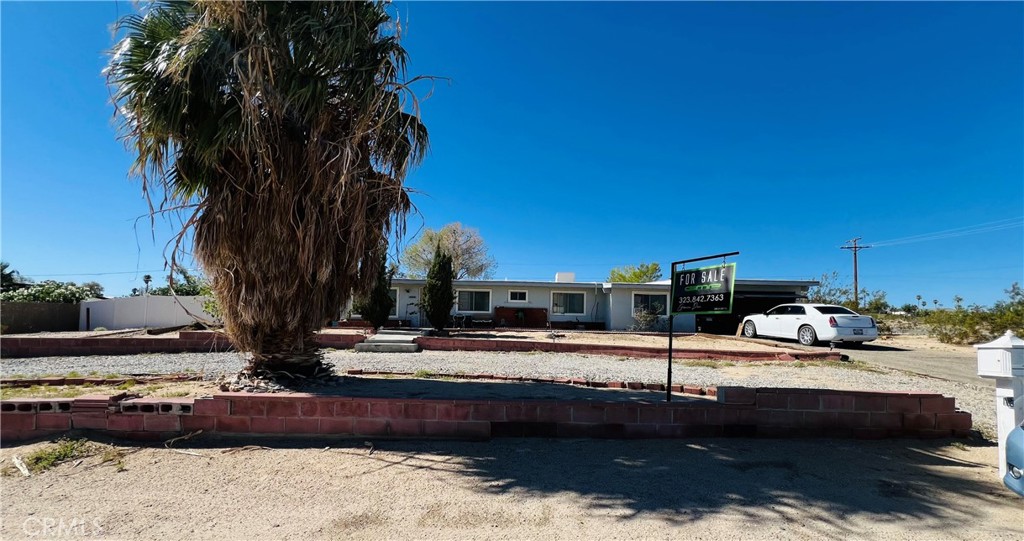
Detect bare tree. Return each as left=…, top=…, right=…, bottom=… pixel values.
left=401, top=222, right=495, bottom=279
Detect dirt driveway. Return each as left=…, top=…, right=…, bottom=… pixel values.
left=1, top=435, right=1021, bottom=540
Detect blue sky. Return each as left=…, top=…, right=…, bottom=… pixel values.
left=2, top=1, right=1022, bottom=308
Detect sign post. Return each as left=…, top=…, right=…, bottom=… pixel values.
left=666, top=252, right=739, bottom=402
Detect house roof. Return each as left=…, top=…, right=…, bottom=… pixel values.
left=392, top=277, right=818, bottom=290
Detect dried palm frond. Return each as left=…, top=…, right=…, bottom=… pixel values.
left=108, top=1, right=429, bottom=377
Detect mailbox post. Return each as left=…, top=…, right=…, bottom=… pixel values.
left=975, top=331, right=1024, bottom=478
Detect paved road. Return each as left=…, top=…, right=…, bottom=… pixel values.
left=808, top=342, right=989, bottom=388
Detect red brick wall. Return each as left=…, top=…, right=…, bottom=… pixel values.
left=0, top=388, right=971, bottom=444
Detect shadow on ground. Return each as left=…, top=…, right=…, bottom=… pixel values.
left=295, top=376, right=693, bottom=402
left=167, top=435, right=1018, bottom=537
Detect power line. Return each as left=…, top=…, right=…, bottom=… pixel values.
left=866, top=217, right=1023, bottom=248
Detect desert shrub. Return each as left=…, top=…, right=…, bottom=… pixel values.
left=629, top=307, right=667, bottom=332
left=926, top=284, right=1024, bottom=345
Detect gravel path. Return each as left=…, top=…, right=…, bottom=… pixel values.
left=1, top=349, right=997, bottom=436
left=0, top=352, right=247, bottom=378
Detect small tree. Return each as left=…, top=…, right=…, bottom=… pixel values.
left=608, top=262, right=662, bottom=283
left=419, top=245, right=455, bottom=332
left=352, top=252, right=395, bottom=331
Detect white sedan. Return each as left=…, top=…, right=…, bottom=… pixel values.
left=741, top=303, right=878, bottom=346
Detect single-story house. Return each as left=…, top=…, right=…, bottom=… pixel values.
left=341, top=272, right=818, bottom=334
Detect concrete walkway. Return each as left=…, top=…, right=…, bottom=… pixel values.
left=354, top=329, right=427, bottom=353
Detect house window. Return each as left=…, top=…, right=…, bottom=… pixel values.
left=551, top=292, right=585, bottom=315
left=633, top=293, right=668, bottom=316
left=508, top=290, right=528, bottom=303
left=457, top=290, right=491, bottom=313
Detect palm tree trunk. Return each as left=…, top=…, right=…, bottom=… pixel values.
left=245, top=330, right=327, bottom=379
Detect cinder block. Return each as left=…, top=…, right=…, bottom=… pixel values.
left=717, top=387, right=755, bottom=405
left=180, top=416, right=216, bottom=432
left=333, top=401, right=370, bottom=418
left=921, top=397, right=956, bottom=414
left=456, top=421, right=491, bottom=440
left=870, top=412, right=903, bottom=429
left=887, top=397, right=920, bottom=414
left=216, top=416, right=251, bottom=433
left=388, top=419, right=423, bottom=436
left=251, top=417, right=286, bottom=433
left=422, top=420, right=458, bottom=437
left=319, top=418, right=354, bottom=434
left=936, top=412, right=972, bottom=431
left=1, top=414, right=35, bottom=430
left=902, top=413, right=936, bottom=430
left=536, top=404, right=572, bottom=423
left=283, top=417, right=319, bottom=434
left=756, top=393, right=788, bottom=410
left=35, top=413, right=71, bottom=430
left=672, top=408, right=708, bottom=425
left=404, top=403, right=438, bottom=420
left=572, top=405, right=606, bottom=423
left=232, top=399, right=267, bottom=417
left=354, top=418, right=390, bottom=436
left=437, top=404, right=472, bottom=421
left=265, top=401, right=299, bottom=418
left=802, top=411, right=838, bottom=428
left=504, top=404, right=538, bottom=422
left=107, top=414, right=145, bottom=432
left=604, top=407, right=639, bottom=424
left=369, top=402, right=405, bottom=418
left=638, top=407, right=672, bottom=424
left=854, top=396, right=887, bottom=412
left=193, top=399, right=230, bottom=416
left=144, top=414, right=181, bottom=432
left=471, top=404, right=506, bottom=422
left=298, top=401, right=331, bottom=418
left=837, top=412, right=871, bottom=429
left=71, top=413, right=107, bottom=429
left=788, top=394, right=820, bottom=411
left=820, top=395, right=855, bottom=411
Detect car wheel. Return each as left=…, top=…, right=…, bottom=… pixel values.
left=798, top=325, right=817, bottom=346
left=743, top=321, right=757, bottom=338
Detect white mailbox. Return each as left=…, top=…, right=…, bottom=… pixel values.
left=975, top=330, right=1024, bottom=479
left=975, top=330, right=1024, bottom=378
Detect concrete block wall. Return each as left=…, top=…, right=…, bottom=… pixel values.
left=0, top=388, right=971, bottom=444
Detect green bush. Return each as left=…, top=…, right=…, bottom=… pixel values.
left=352, top=251, right=395, bottom=331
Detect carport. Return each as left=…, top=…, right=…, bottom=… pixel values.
left=695, top=279, right=818, bottom=335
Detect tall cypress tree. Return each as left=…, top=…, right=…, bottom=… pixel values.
left=352, top=251, right=395, bottom=331
left=420, top=244, right=455, bottom=332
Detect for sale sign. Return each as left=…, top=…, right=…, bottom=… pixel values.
left=671, top=263, right=736, bottom=315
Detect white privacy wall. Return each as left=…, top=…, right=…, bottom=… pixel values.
left=80, top=296, right=216, bottom=330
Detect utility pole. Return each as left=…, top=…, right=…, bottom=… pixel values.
left=840, top=238, right=871, bottom=309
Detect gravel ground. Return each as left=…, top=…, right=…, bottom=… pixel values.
left=0, top=350, right=997, bottom=436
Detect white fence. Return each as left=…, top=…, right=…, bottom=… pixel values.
left=80, top=296, right=217, bottom=331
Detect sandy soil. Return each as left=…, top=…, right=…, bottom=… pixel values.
left=874, top=334, right=976, bottom=355
left=1, top=435, right=1020, bottom=541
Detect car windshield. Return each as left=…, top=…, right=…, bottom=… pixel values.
left=814, top=306, right=858, bottom=315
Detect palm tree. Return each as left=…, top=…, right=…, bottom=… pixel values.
left=107, top=1, right=429, bottom=379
